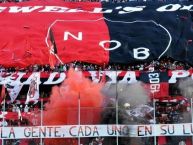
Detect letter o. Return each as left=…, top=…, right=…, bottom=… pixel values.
left=157, top=4, right=181, bottom=12
left=99, top=40, right=121, bottom=51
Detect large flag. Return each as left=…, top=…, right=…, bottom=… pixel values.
left=0, top=1, right=192, bottom=67
left=25, top=73, right=40, bottom=104
left=144, top=83, right=169, bottom=99
left=140, top=71, right=169, bottom=98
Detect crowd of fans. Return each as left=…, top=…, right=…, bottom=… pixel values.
left=0, top=57, right=192, bottom=73
left=154, top=99, right=192, bottom=145
left=156, top=99, right=191, bottom=124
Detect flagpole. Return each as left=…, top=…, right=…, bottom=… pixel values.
left=2, top=84, right=6, bottom=145
left=40, top=98, right=43, bottom=145
left=115, top=66, right=118, bottom=145
left=191, top=97, right=193, bottom=144
left=78, top=92, right=80, bottom=145
left=2, top=98, right=5, bottom=145
left=153, top=93, right=156, bottom=145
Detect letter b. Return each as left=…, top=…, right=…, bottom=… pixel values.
left=133, top=47, right=150, bottom=60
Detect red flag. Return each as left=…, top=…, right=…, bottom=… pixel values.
left=0, top=85, right=6, bottom=103
left=100, top=71, right=106, bottom=83
left=48, top=28, right=58, bottom=69
left=49, top=46, right=56, bottom=69
left=144, top=83, right=169, bottom=99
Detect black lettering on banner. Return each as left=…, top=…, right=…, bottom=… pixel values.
left=32, top=127, right=38, bottom=138
left=160, top=125, right=167, bottom=135
left=85, top=126, right=91, bottom=136
left=183, top=125, right=190, bottom=135
left=93, top=126, right=99, bottom=136
left=107, top=125, right=114, bottom=135
left=145, top=126, right=152, bottom=136
left=54, top=127, right=61, bottom=137
left=122, top=126, right=130, bottom=136
left=24, top=127, right=31, bottom=137
left=69, top=126, right=77, bottom=137
left=168, top=125, right=174, bottom=134
left=107, top=125, right=121, bottom=136
left=47, top=127, right=53, bottom=137
left=78, top=126, right=84, bottom=137
left=39, top=127, right=46, bottom=137
left=183, top=124, right=193, bottom=135
left=9, top=127, right=15, bottom=138
left=138, top=126, right=145, bottom=137
left=1, top=128, right=7, bottom=138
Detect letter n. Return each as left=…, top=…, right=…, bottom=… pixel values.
left=64, top=32, right=82, bottom=41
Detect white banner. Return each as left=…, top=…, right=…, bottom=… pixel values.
left=0, top=123, right=193, bottom=139
left=0, top=70, right=192, bottom=85
left=6, top=82, right=23, bottom=103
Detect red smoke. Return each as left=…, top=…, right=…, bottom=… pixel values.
left=43, top=68, right=104, bottom=145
